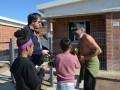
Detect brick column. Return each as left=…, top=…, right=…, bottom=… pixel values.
left=53, top=18, right=68, bottom=53
left=106, top=12, right=120, bottom=71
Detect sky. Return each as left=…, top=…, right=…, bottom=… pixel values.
left=0, top=0, right=54, bottom=23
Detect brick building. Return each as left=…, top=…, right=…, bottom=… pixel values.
left=0, top=16, right=48, bottom=60
left=0, top=16, right=27, bottom=60
left=37, top=0, right=120, bottom=71
left=0, top=16, right=27, bottom=49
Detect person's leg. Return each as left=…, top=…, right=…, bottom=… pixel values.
left=57, top=82, right=74, bottom=90
left=57, top=83, right=61, bottom=90
left=84, top=68, right=96, bottom=90
left=57, top=83, right=66, bottom=90
left=92, top=76, right=96, bottom=90
left=66, top=83, right=74, bottom=90
left=84, top=68, right=91, bottom=90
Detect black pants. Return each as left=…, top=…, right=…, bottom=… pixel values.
left=31, top=54, right=43, bottom=66
left=84, top=68, right=96, bottom=90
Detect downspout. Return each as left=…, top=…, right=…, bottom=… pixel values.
left=110, top=13, right=113, bottom=71
left=46, top=19, right=54, bottom=87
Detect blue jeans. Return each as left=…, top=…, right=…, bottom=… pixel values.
left=57, top=82, right=74, bottom=90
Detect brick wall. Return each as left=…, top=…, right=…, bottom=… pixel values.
left=106, top=12, right=120, bottom=71
left=0, top=25, right=18, bottom=51
left=53, top=14, right=105, bottom=53
left=0, top=26, right=47, bottom=51
left=53, top=19, right=68, bottom=53
left=52, top=13, right=120, bottom=71
left=38, top=27, right=48, bottom=40
left=0, top=25, right=19, bottom=60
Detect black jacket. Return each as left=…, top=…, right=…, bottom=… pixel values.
left=10, top=57, right=45, bottom=90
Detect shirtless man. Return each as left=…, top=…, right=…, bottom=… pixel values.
left=71, top=23, right=102, bottom=90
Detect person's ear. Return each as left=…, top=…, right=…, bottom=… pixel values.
left=31, top=21, right=35, bottom=25
left=69, top=45, right=72, bottom=50
left=26, top=46, right=30, bottom=51
left=33, top=22, right=35, bottom=25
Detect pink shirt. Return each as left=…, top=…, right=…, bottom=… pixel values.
left=54, top=53, right=80, bottom=83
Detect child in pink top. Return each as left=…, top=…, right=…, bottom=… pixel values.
left=54, top=38, right=80, bottom=90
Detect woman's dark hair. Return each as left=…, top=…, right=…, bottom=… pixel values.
left=14, top=29, right=30, bottom=47
left=60, top=38, right=72, bottom=52
left=27, top=13, right=41, bottom=25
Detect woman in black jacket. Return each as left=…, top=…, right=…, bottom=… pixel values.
left=10, top=29, right=47, bottom=90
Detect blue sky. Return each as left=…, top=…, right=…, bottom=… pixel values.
left=0, top=0, right=54, bottom=23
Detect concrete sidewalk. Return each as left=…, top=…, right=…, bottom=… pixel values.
left=0, top=65, right=83, bottom=90
left=42, top=69, right=84, bottom=90
left=0, top=70, right=16, bottom=90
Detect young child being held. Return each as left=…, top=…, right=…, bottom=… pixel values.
left=10, top=29, right=47, bottom=90
left=54, top=38, right=80, bottom=90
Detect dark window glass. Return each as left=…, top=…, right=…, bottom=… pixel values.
left=42, top=22, right=46, bottom=27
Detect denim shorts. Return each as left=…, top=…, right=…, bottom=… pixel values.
left=57, top=82, right=74, bottom=90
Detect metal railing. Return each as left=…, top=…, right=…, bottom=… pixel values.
left=0, top=38, right=15, bottom=83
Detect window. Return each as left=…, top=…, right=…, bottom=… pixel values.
left=41, top=32, right=48, bottom=40
left=42, top=22, right=46, bottom=27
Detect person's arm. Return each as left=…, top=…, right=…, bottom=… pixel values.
left=80, top=35, right=102, bottom=62
left=74, top=55, right=80, bottom=69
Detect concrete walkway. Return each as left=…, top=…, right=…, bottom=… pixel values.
left=37, top=67, right=83, bottom=90
left=0, top=64, right=83, bottom=90
left=0, top=70, right=16, bottom=90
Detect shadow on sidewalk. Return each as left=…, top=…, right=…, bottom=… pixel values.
left=0, top=81, right=16, bottom=90
left=0, top=74, right=15, bottom=90
left=0, top=74, right=11, bottom=82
